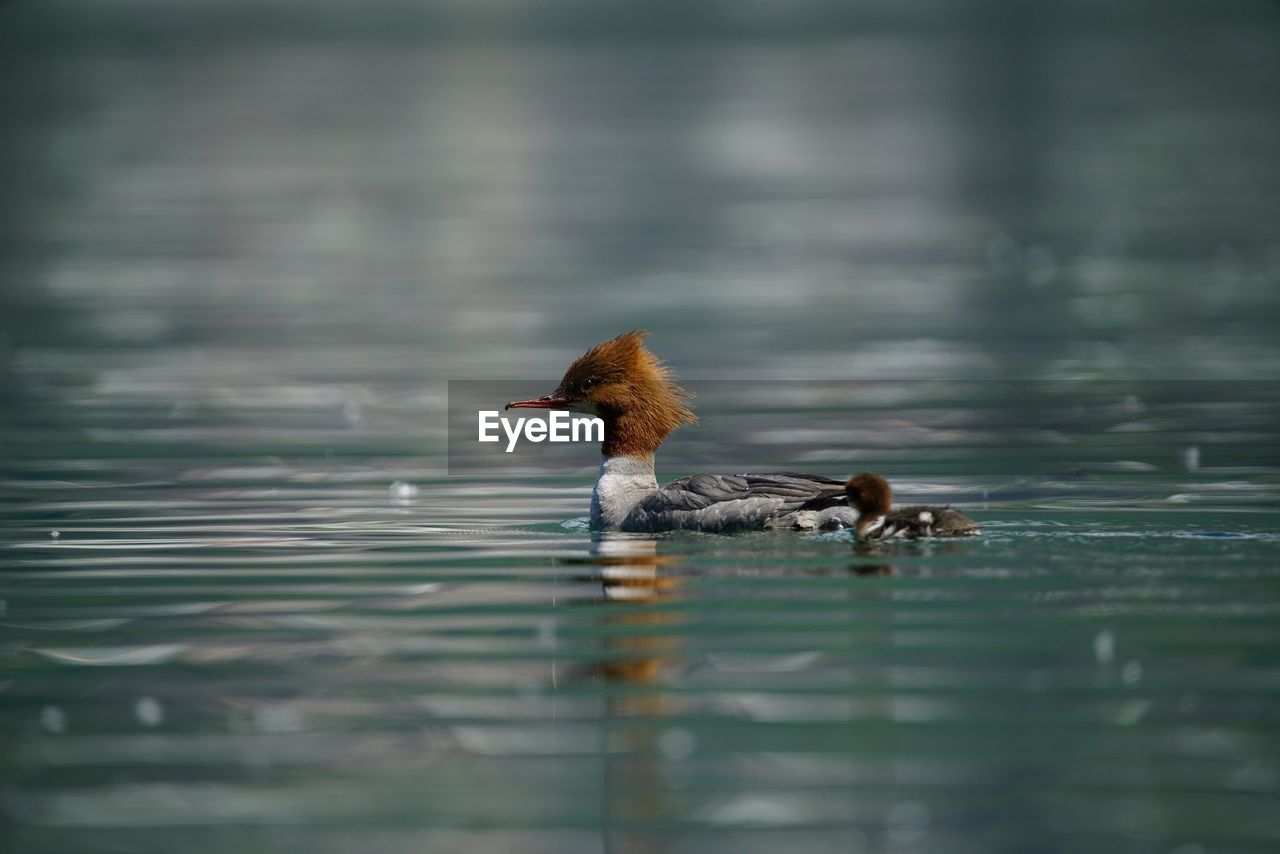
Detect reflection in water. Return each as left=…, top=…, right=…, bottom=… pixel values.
left=561, top=534, right=1002, bottom=852
left=852, top=539, right=900, bottom=577
left=850, top=538, right=982, bottom=577
left=567, top=535, right=683, bottom=854
left=852, top=560, right=896, bottom=578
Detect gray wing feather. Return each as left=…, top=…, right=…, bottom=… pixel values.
left=623, top=472, right=852, bottom=533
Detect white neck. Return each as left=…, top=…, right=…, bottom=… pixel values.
left=591, top=454, right=658, bottom=529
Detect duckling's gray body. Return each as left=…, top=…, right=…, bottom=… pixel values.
left=857, top=505, right=981, bottom=541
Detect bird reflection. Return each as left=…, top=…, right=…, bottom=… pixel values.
left=558, top=534, right=683, bottom=854
left=851, top=540, right=897, bottom=576
left=850, top=537, right=980, bottom=577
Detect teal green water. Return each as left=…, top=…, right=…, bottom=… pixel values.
left=4, top=5, right=1280, bottom=852
left=4, top=464, right=1280, bottom=852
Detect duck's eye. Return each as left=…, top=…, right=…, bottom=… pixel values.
left=581, top=376, right=600, bottom=390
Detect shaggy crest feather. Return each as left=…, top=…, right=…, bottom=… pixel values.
left=555, top=330, right=696, bottom=458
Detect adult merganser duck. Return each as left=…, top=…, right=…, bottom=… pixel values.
left=506, top=330, right=857, bottom=533
left=845, top=472, right=980, bottom=541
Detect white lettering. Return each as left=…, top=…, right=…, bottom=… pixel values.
left=478, top=411, right=606, bottom=452
left=574, top=416, right=604, bottom=443
left=501, top=417, right=524, bottom=453
left=478, top=411, right=500, bottom=443
left=549, top=410, right=570, bottom=441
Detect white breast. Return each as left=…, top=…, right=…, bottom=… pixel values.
left=591, top=455, right=659, bottom=529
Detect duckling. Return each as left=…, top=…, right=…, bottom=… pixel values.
left=845, top=473, right=980, bottom=541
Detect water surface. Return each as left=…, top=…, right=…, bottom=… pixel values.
left=3, top=6, right=1280, bottom=853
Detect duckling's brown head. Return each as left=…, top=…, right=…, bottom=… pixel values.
left=846, top=472, right=892, bottom=515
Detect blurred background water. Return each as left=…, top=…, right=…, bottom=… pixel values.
left=2, top=2, right=1280, bottom=852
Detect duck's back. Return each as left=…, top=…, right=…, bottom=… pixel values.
left=621, top=472, right=854, bottom=533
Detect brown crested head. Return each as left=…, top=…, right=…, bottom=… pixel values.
left=507, top=330, right=696, bottom=457
left=845, top=472, right=892, bottom=515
